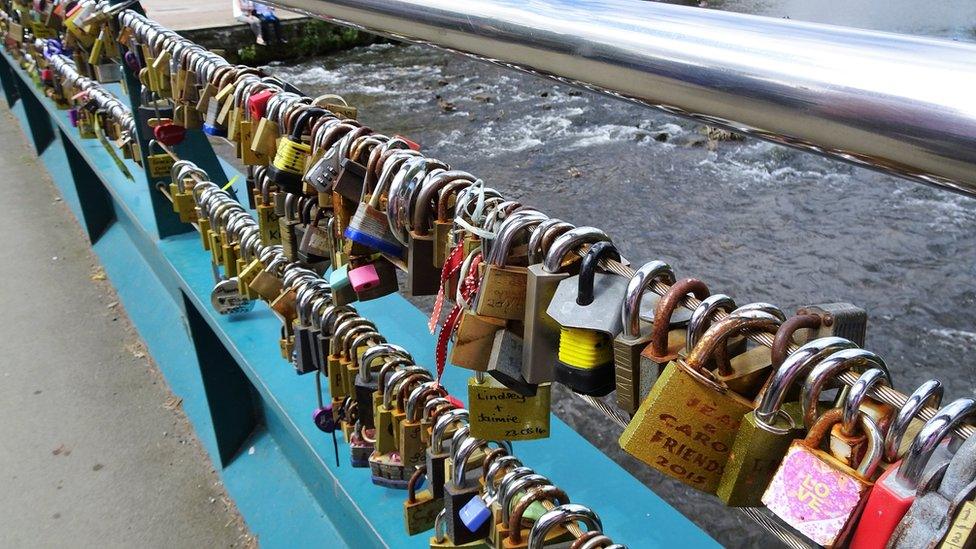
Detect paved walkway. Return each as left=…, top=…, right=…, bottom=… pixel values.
left=0, top=109, right=252, bottom=548
left=140, top=0, right=302, bottom=31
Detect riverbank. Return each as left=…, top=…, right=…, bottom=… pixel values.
left=139, top=0, right=380, bottom=64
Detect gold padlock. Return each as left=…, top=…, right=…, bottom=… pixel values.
left=468, top=373, right=550, bottom=441
left=619, top=310, right=781, bottom=494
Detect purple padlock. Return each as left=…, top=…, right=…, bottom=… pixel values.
left=67, top=108, right=79, bottom=127
left=348, top=263, right=380, bottom=293
left=124, top=51, right=141, bottom=72
left=312, top=405, right=335, bottom=433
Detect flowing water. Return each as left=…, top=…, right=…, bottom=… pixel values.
left=268, top=3, right=976, bottom=546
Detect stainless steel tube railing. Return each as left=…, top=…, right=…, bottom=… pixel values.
left=265, top=0, right=976, bottom=197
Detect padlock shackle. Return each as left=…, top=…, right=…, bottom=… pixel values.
left=508, top=485, right=570, bottom=545
left=754, top=336, right=857, bottom=427
left=359, top=343, right=411, bottom=380
left=423, top=397, right=454, bottom=423
left=406, top=381, right=446, bottom=423
left=800, top=348, right=890, bottom=429
left=411, top=170, right=476, bottom=235
left=406, top=464, right=426, bottom=503
left=732, top=302, right=787, bottom=322
left=452, top=435, right=487, bottom=488
left=684, top=293, right=736, bottom=356
left=485, top=456, right=522, bottom=500
left=527, top=218, right=573, bottom=265
left=841, top=368, right=890, bottom=437
left=431, top=409, right=468, bottom=452
left=432, top=508, right=448, bottom=543
left=383, top=366, right=431, bottom=410
left=620, top=260, right=675, bottom=339
left=527, top=504, right=602, bottom=549
left=684, top=310, right=780, bottom=377
left=345, top=330, right=384, bottom=362
left=496, top=467, right=535, bottom=513
left=500, top=474, right=552, bottom=525
left=390, top=371, right=432, bottom=411
left=485, top=210, right=548, bottom=267
left=542, top=226, right=609, bottom=274
left=884, top=379, right=944, bottom=463
left=650, top=277, right=709, bottom=356
left=576, top=241, right=621, bottom=306
left=377, top=357, right=415, bottom=393
left=396, top=368, right=436, bottom=412
left=771, top=314, right=823, bottom=369
left=803, top=408, right=883, bottom=478
left=899, top=397, right=976, bottom=486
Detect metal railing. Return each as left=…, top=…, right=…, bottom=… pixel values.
left=266, top=0, right=976, bottom=197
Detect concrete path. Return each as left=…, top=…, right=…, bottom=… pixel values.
left=0, top=110, right=252, bottom=548
left=140, top=0, right=302, bottom=31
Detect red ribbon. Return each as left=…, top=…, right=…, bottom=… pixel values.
left=433, top=245, right=482, bottom=382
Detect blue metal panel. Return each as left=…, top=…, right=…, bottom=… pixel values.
left=0, top=48, right=718, bottom=548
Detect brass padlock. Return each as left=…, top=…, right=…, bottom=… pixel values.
left=468, top=372, right=550, bottom=441
left=619, top=310, right=781, bottom=494
left=639, top=278, right=713, bottom=395
left=432, top=181, right=475, bottom=267
left=404, top=464, right=443, bottom=535
left=475, top=211, right=548, bottom=321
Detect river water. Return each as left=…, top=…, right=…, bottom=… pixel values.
left=268, top=3, right=976, bottom=546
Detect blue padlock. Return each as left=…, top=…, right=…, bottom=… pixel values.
left=458, top=496, right=492, bottom=532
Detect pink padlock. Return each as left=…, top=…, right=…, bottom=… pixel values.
left=762, top=409, right=882, bottom=548
left=349, top=263, right=380, bottom=292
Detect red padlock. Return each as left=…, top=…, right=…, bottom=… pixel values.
left=848, top=394, right=974, bottom=549
left=153, top=123, right=186, bottom=146
left=248, top=89, right=276, bottom=121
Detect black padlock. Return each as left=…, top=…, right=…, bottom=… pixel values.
left=443, top=436, right=491, bottom=545
left=427, top=409, right=467, bottom=500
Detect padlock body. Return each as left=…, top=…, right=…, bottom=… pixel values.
left=613, top=333, right=651, bottom=415
left=618, top=360, right=751, bottom=494
left=476, top=264, right=527, bottom=321
left=444, top=481, right=489, bottom=545
left=521, top=265, right=568, bottom=384
left=468, top=375, right=550, bottom=441
left=406, top=233, right=440, bottom=296
left=762, top=441, right=872, bottom=547
left=425, top=448, right=449, bottom=499
left=848, top=464, right=915, bottom=549
left=716, top=404, right=805, bottom=507
left=450, top=311, right=506, bottom=371
left=486, top=330, right=538, bottom=397
left=403, top=489, right=442, bottom=535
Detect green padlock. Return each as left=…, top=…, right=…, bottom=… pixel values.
left=716, top=336, right=857, bottom=506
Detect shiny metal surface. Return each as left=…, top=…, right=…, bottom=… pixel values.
left=267, top=0, right=976, bottom=195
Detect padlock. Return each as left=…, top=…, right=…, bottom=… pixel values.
left=618, top=310, right=781, bottom=493
left=169, top=161, right=201, bottom=223
left=612, top=261, right=679, bottom=415
left=269, top=108, right=326, bottom=194
left=504, top=485, right=573, bottom=549
left=468, top=372, right=550, bottom=441
left=850, top=396, right=975, bottom=549
left=345, top=330, right=387, bottom=403
left=432, top=180, right=477, bottom=267
left=355, top=256, right=401, bottom=302
left=796, top=302, right=868, bottom=347
left=356, top=344, right=412, bottom=433
left=942, top=499, right=976, bottom=549
left=762, top=408, right=882, bottom=548
left=475, top=211, right=548, bottom=321
left=445, top=436, right=495, bottom=545
left=800, top=348, right=891, bottom=466
left=407, top=171, right=476, bottom=296
left=717, top=336, right=858, bottom=507
left=888, top=425, right=976, bottom=549
left=329, top=264, right=357, bottom=306
left=482, top=457, right=525, bottom=546
left=429, top=509, right=486, bottom=549
left=401, top=382, right=447, bottom=469
left=405, top=464, right=444, bottom=535
left=546, top=242, right=627, bottom=396
left=344, top=153, right=414, bottom=257
left=298, top=207, right=334, bottom=265
left=248, top=255, right=286, bottom=302
left=526, top=504, right=602, bottom=549
left=330, top=318, right=375, bottom=401
left=829, top=368, right=893, bottom=467
left=292, top=286, right=328, bottom=374
left=375, top=365, right=423, bottom=463
left=349, top=419, right=374, bottom=468
left=427, top=409, right=469, bottom=499
left=277, top=194, right=301, bottom=260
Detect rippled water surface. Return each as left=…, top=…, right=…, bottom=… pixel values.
left=268, top=3, right=976, bottom=546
